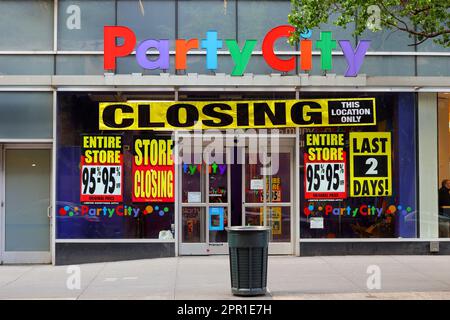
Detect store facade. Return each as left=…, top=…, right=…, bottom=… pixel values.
left=0, top=0, right=449, bottom=265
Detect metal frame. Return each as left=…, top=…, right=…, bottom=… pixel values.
left=1, top=143, right=52, bottom=264
left=178, top=139, right=232, bottom=255
left=241, top=139, right=295, bottom=255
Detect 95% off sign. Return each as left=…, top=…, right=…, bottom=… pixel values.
left=304, top=157, right=347, bottom=200
left=80, top=135, right=124, bottom=203
left=80, top=165, right=123, bottom=202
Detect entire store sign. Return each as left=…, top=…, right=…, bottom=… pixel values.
left=99, top=98, right=376, bottom=130
left=103, top=25, right=371, bottom=77
left=80, top=135, right=123, bottom=203
left=349, top=132, right=392, bottom=197
left=304, top=133, right=347, bottom=200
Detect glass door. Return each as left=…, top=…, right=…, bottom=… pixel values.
left=179, top=144, right=231, bottom=255
left=1, top=145, right=51, bottom=264
left=242, top=140, right=294, bottom=254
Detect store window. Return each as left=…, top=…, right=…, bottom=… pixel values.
left=56, top=93, right=175, bottom=239
left=58, top=0, right=115, bottom=51
left=438, top=93, right=450, bottom=238
left=300, top=93, right=418, bottom=238
left=0, top=92, right=53, bottom=139
left=0, top=0, right=53, bottom=50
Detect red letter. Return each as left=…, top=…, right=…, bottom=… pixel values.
left=300, top=39, right=312, bottom=71
left=175, top=39, right=199, bottom=70
left=104, top=26, right=136, bottom=70
left=262, top=25, right=295, bottom=72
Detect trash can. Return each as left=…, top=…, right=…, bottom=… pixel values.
left=225, top=226, right=270, bottom=296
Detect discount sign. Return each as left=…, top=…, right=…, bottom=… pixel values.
left=349, top=132, right=392, bottom=197
left=304, top=133, right=347, bottom=200
left=80, top=135, right=123, bottom=203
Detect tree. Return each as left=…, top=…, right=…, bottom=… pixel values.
left=288, top=0, right=450, bottom=47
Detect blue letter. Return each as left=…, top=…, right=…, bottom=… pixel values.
left=201, top=31, right=222, bottom=70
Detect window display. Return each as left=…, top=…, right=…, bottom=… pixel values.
left=300, top=93, right=417, bottom=238
left=56, top=93, right=175, bottom=239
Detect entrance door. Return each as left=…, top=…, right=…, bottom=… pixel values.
left=0, top=145, right=51, bottom=264
left=179, top=148, right=231, bottom=255
left=242, top=141, right=294, bottom=254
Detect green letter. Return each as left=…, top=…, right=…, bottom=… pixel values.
left=316, top=31, right=336, bottom=71
left=226, top=39, right=257, bottom=76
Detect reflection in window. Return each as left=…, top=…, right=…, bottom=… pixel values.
left=438, top=93, right=450, bottom=238
left=300, top=93, right=418, bottom=239
left=58, top=0, right=115, bottom=50
left=0, top=0, right=53, bottom=50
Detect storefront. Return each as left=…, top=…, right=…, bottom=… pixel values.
left=0, top=0, right=449, bottom=265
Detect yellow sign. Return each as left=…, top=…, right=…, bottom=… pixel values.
left=99, top=98, right=376, bottom=130
left=349, top=132, right=392, bottom=197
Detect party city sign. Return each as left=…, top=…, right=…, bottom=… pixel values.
left=104, top=25, right=371, bottom=77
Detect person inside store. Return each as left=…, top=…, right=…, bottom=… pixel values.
left=439, top=179, right=450, bottom=217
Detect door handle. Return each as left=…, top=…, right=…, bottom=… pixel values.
left=47, top=206, right=52, bottom=219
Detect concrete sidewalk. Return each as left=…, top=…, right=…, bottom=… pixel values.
left=1, top=255, right=450, bottom=300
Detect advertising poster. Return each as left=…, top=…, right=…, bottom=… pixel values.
left=99, top=98, right=376, bottom=131
left=259, top=207, right=282, bottom=235
left=349, top=132, right=392, bottom=197
left=132, top=135, right=175, bottom=202
left=80, top=135, right=123, bottom=203
left=304, top=133, right=347, bottom=200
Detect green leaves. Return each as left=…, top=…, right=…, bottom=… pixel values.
left=288, top=0, right=450, bottom=47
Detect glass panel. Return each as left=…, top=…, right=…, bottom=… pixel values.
left=245, top=153, right=264, bottom=203
left=417, top=57, right=450, bottom=77
left=0, top=92, right=53, bottom=139
left=182, top=207, right=206, bottom=242
left=266, top=206, right=290, bottom=242
left=5, top=149, right=51, bottom=251
left=358, top=56, right=415, bottom=76
left=179, top=0, right=236, bottom=40
left=208, top=163, right=228, bottom=203
left=267, top=152, right=290, bottom=203
left=56, top=55, right=104, bottom=75
left=0, top=55, right=54, bottom=75
left=238, top=0, right=292, bottom=51
left=209, top=206, right=228, bottom=242
left=300, top=93, right=418, bottom=239
left=438, top=93, right=450, bottom=238
left=117, top=0, right=175, bottom=48
left=0, top=0, right=53, bottom=50
left=244, top=207, right=264, bottom=226
left=58, top=0, right=115, bottom=50
left=361, top=26, right=414, bottom=52
left=182, top=163, right=204, bottom=203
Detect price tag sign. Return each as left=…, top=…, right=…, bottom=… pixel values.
left=80, top=135, right=123, bottom=203
left=80, top=165, right=122, bottom=202
left=304, top=157, right=347, bottom=200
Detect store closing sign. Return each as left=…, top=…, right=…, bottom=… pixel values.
left=133, top=136, right=174, bottom=202
left=349, top=132, right=392, bottom=197
left=99, top=98, right=376, bottom=130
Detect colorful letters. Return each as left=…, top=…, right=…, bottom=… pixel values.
left=103, top=25, right=370, bottom=77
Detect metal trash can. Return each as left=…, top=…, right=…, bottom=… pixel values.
left=225, top=226, right=270, bottom=296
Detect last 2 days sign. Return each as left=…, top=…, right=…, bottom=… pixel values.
left=349, top=132, right=392, bottom=197
left=80, top=135, right=123, bottom=203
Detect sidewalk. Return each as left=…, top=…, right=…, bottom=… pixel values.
left=1, top=255, right=450, bottom=300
